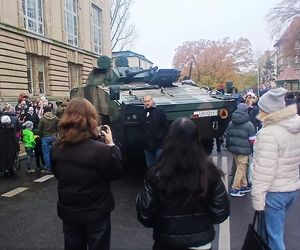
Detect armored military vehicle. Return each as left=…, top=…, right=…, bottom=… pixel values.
left=70, top=56, right=237, bottom=158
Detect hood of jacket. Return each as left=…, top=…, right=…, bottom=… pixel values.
left=44, top=111, right=57, bottom=120
left=231, top=109, right=250, bottom=125
left=258, top=104, right=300, bottom=133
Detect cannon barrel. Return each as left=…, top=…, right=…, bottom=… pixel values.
left=125, top=66, right=158, bottom=79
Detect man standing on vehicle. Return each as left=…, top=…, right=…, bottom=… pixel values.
left=139, top=94, right=168, bottom=168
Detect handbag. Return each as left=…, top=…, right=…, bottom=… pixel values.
left=241, top=211, right=270, bottom=250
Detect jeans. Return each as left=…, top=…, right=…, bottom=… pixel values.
left=264, top=191, right=299, bottom=250
left=144, top=149, right=162, bottom=168
left=63, top=216, right=111, bottom=250
left=25, top=147, right=35, bottom=170
left=42, top=136, right=56, bottom=170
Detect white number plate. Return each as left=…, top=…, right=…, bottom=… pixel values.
left=193, top=109, right=218, bottom=117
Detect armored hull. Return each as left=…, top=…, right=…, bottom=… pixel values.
left=71, top=81, right=236, bottom=154
left=71, top=55, right=237, bottom=156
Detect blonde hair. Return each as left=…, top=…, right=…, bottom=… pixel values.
left=257, top=109, right=268, bottom=121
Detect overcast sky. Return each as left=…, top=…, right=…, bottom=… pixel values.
left=129, top=0, right=280, bottom=68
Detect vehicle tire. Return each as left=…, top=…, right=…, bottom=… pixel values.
left=202, top=139, right=214, bottom=155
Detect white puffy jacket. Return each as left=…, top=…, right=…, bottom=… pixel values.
left=252, top=104, right=300, bottom=211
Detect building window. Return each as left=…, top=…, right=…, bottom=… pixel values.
left=92, top=5, right=102, bottom=54
left=22, top=0, right=44, bottom=35
left=65, top=0, right=78, bottom=46
left=68, top=63, right=81, bottom=90
left=26, top=55, right=46, bottom=95
left=37, top=58, right=46, bottom=94
left=27, top=57, right=33, bottom=93
left=295, top=55, right=300, bottom=63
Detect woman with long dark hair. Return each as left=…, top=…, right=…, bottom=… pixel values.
left=136, top=117, right=230, bottom=250
left=51, top=97, right=123, bottom=250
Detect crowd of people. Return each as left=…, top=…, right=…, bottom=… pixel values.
left=224, top=88, right=300, bottom=250
left=0, top=92, right=68, bottom=176
left=50, top=97, right=229, bottom=250
left=1, top=88, right=300, bottom=250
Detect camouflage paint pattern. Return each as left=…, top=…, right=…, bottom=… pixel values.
left=70, top=56, right=237, bottom=151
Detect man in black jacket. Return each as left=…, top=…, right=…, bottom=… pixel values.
left=139, top=94, right=168, bottom=168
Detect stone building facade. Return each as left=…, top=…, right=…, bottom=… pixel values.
left=0, top=0, right=111, bottom=102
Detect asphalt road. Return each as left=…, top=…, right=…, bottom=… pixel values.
left=1, top=150, right=300, bottom=250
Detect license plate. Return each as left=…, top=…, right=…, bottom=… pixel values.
left=193, top=109, right=218, bottom=117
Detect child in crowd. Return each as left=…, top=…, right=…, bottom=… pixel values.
left=225, top=103, right=256, bottom=197
left=33, top=131, right=45, bottom=171
left=22, top=121, right=36, bottom=173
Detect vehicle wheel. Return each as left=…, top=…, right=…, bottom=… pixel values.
left=202, top=139, right=214, bottom=155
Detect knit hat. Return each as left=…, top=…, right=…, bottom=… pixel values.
left=23, top=121, right=34, bottom=129
left=1, top=115, right=11, bottom=124
left=258, top=87, right=288, bottom=114
left=237, top=103, right=249, bottom=113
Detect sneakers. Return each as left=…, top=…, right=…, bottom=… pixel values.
left=41, top=169, right=51, bottom=174
left=26, top=169, right=36, bottom=174
left=230, top=188, right=245, bottom=197
left=240, top=186, right=252, bottom=194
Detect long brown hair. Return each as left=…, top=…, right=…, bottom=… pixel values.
left=57, top=97, right=99, bottom=146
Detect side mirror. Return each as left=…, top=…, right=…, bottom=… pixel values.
left=109, top=85, right=120, bottom=100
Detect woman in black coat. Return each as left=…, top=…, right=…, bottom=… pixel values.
left=136, top=117, right=230, bottom=250
left=0, top=115, right=18, bottom=176
left=51, top=97, right=123, bottom=250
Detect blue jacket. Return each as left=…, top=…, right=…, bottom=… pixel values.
left=225, top=109, right=256, bottom=155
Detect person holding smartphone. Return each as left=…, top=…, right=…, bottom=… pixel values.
left=51, top=97, right=123, bottom=250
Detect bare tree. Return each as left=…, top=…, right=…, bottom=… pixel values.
left=110, top=0, right=136, bottom=51
left=266, top=0, right=300, bottom=39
